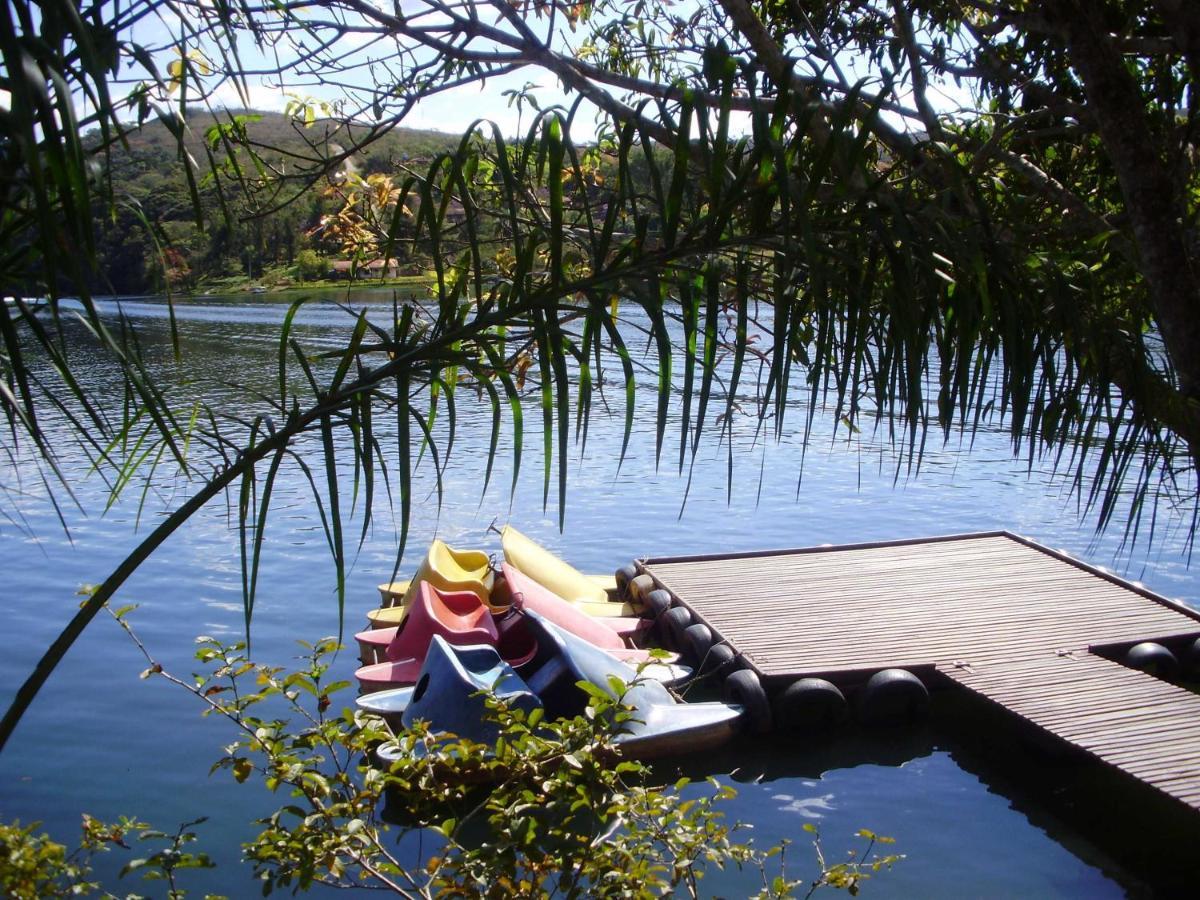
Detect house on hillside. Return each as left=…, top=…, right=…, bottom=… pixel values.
left=364, top=258, right=403, bottom=278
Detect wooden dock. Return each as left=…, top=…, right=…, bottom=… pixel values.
left=638, top=532, right=1200, bottom=812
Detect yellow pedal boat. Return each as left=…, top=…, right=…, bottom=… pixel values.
left=500, top=525, right=640, bottom=617
left=369, top=539, right=497, bottom=628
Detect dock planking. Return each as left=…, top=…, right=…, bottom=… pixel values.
left=639, top=532, right=1200, bottom=812
left=943, top=654, right=1200, bottom=808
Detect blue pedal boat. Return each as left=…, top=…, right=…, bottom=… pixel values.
left=358, top=611, right=743, bottom=761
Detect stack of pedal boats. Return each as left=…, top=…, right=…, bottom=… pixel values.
left=354, top=525, right=743, bottom=760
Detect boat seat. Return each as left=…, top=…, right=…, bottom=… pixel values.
left=587, top=573, right=619, bottom=592
left=365, top=605, right=408, bottom=629
left=591, top=614, right=653, bottom=638
left=368, top=539, right=497, bottom=627
left=429, top=587, right=493, bottom=633
left=572, top=599, right=641, bottom=618
left=523, top=653, right=571, bottom=698
left=358, top=583, right=497, bottom=663
left=517, top=612, right=590, bottom=720
left=376, top=579, right=411, bottom=608
left=400, top=539, right=494, bottom=608
left=400, top=636, right=540, bottom=742
left=389, top=583, right=497, bottom=661
left=366, top=587, right=512, bottom=630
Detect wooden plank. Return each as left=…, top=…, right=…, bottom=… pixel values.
left=1071, top=716, right=1200, bottom=740
left=708, top=596, right=1190, bottom=625
left=644, top=531, right=1200, bottom=623
left=640, top=530, right=1012, bottom=566
left=642, top=533, right=1200, bottom=812
left=983, top=694, right=1186, bottom=718
left=733, top=623, right=1196, bottom=652
left=1100, top=749, right=1200, bottom=769
left=721, top=619, right=1119, bottom=639
left=663, top=598, right=1182, bottom=624
left=1040, top=710, right=1200, bottom=734
left=941, top=655, right=1200, bottom=811
left=683, top=638, right=1196, bottom=671
left=1061, top=722, right=1200, bottom=748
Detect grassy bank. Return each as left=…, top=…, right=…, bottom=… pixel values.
left=189, top=270, right=437, bottom=296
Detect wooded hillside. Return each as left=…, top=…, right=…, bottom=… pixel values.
left=90, top=109, right=463, bottom=293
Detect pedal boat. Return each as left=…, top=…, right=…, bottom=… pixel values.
left=367, top=634, right=543, bottom=751
left=356, top=582, right=525, bottom=694
left=500, top=525, right=640, bottom=617
left=359, top=612, right=742, bottom=761
left=368, top=539, right=497, bottom=629
left=503, top=562, right=652, bottom=646
left=358, top=580, right=685, bottom=691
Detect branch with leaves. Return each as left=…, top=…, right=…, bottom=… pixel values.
left=87, top=603, right=903, bottom=897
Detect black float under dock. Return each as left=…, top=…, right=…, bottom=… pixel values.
left=636, top=532, right=1200, bottom=813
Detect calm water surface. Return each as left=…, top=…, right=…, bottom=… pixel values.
left=2, top=290, right=1197, bottom=897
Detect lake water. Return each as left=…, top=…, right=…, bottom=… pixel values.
left=1, top=290, right=1197, bottom=897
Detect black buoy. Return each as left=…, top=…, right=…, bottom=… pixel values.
left=660, top=606, right=693, bottom=651
left=723, top=669, right=772, bottom=734
left=856, top=669, right=929, bottom=726
left=773, top=678, right=848, bottom=732
left=682, top=623, right=713, bottom=664
left=645, top=588, right=673, bottom=618
left=627, top=573, right=656, bottom=603
left=1183, top=636, right=1200, bottom=679
left=1125, top=642, right=1179, bottom=679
left=698, top=642, right=736, bottom=677
left=614, top=563, right=639, bottom=594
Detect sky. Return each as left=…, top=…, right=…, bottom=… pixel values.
left=126, top=0, right=607, bottom=140
left=147, top=0, right=966, bottom=145
left=206, top=67, right=579, bottom=138
left=4, top=0, right=971, bottom=146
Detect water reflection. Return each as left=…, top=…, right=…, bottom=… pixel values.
left=675, top=725, right=938, bottom=784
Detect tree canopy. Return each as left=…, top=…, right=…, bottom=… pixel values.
left=1, top=0, right=1197, bottom=746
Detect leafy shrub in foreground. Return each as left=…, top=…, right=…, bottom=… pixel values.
left=1, top=608, right=901, bottom=897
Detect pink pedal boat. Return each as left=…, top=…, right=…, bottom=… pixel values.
left=356, top=583, right=521, bottom=693
left=502, top=563, right=662, bottom=665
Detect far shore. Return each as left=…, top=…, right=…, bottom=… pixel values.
left=183, top=272, right=437, bottom=296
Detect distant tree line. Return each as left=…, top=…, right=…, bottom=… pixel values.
left=86, top=109, right=465, bottom=293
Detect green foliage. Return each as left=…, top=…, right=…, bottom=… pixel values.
left=0, top=814, right=218, bottom=900
left=114, top=819, right=218, bottom=897
left=0, top=820, right=92, bottom=898
left=798, top=825, right=901, bottom=899
left=104, top=607, right=900, bottom=897
left=185, top=632, right=765, bottom=895
left=293, top=249, right=327, bottom=281
left=82, top=110, right=462, bottom=293
left=0, top=4, right=1184, bottom=892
